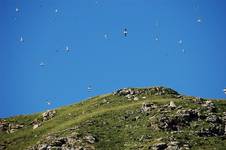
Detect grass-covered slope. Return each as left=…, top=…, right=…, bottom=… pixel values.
left=1, top=87, right=226, bottom=150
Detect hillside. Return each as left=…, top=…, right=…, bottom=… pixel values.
left=1, top=86, right=226, bottom=150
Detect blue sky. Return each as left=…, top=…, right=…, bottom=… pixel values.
left=1, top=0, right=226, bottom=118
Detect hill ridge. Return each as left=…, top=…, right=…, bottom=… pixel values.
left=1, top=86, right=226, bottom=150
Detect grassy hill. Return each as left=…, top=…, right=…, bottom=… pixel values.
left=1, top=86, right=226, bottom=150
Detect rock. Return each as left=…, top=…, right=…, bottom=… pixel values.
left=133, top=97, right=139, bottom=101
left=176, top=109, right=199, bottom=122
left=166, top=141, right=180, bottom=150
left=152, top=142, right=168, bottom=150
left=0, top=121, right=24, bottom=133
left=114, top=87, right=179, bottom=97
left=83, top=135, right=96, bottom=144
left=37, top=144, right=48, bottom=150
left=50, top=137, right=67, bottom=146
left=202, top=100, right=216, bottom=112
left=115, top=88, right=136, bottom=96
left=0, top=121, right=8, bottom=132
left=206, top=114, right=221, bottom=123
left=0, top=144, right=6, bottom=150
left=157, top=109, right=199, bottom=131
left=169, top=101, right=176, bottom=109
left=141, top=102, right=157, bottom=112
left=197, top=124, right=225, bottom=137
left=42, top=110, right=56, bottom=121
left=33, top=123, right=41, bottom=129
left=125, top=94, right=133, bottom=99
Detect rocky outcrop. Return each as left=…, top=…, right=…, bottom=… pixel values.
left=114, top=87, right=179, bottom=98
left=141, top=102, right=157, bottom=112
left=29, top=133, right=97, bottom=150
left=42, top=110, right=56, bottom=121
left=0, top=120, right=24, bottom=133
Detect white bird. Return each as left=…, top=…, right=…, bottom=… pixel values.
left=123, top=28, right=128, bottom=37
left=104, top=34, right=108, bottom=39
left=88, top=86, right=92, bottom=92
left=197, top=18, right=202, bottom=23
left=16, top=8, right=19, bottom=12
left=223, top=88, right=226, bottom=94
left=65, top=46, right=70, bottom=52
left=178, top=40, right=183, bottom=44
left=47, top=101, right=51, bottom=105
left=155, top=37, right=159, bottom=41
left=40, top=62, right=45, bottom=67
left=20, top=36, right=24, bottom=43
left=55, top=9, right=58, bottom=13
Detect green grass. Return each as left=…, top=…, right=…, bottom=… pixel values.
left=1, top=88, right=226, bottom=150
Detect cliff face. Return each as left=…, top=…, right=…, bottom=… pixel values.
left=1, top=87, right=226, bottom=150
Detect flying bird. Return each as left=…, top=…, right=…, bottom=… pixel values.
left=88, top=85, right=92, bottom=92
left=40, top=62, right=45, bottom=67
left=46, top=101, right=51, bottom=106
left=65, top=46, right=70, bottom=52
left=123, top=28, right=128, bottom=37
left=20, top=36, right=24, bottom=43
left=16, top=8, right=19, bottom=12
left=223, top=88, right=226, bottom=94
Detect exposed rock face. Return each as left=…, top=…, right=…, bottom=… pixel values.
left=0, top=120, right=24, bottom=133
left=33, top=123, right=41, bottom=129
left=152, top=142, right=167, bottom=150
left=29, top=133, right=97, bottom=150
left=197, top=124, right=225, bottom=137
left=169, top=101, right=176, bottom=109
left=114, top=87, right=179, bottom=98
left=201, top=100, right=216, bottom=112
left=141, top=102, right=157, bottom=112
left=42, top=110, right=56, bottom=121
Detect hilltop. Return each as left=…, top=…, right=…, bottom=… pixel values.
left=1, top=86, right=226, bottom=150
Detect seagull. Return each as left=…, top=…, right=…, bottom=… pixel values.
left=155, top=37, right=159, bottom=41
left=123, top=28, right=128, bottom=37
left=197, top=18, right=202, bottom=23
left=16, top=8, right=19, bottom=12
left=65, top=46, right=70, bottom=52
left=40, top=62, right=45, bottom=67
left=55, top=9, right=58, bottom=13
left=46, top=101, right=51, bottom=106
left=104, top=34, right=108, bottom=39
left=223, top=88, right=226, bottom=94
left=20, top=36, right=24, bottom=43
left=178, top=40, right=183, bottom=44
left=88, top=86, right=92, bottom=92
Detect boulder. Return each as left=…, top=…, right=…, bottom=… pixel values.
left=83, top=135, right=96, bottom=144
left=133, top=97, right=139, bottom=101
left=141, top=102, right=157, bottom=112
left=206, top=114, right=221, bottom=123
left=152, top=142, right=168, bottom=150
left=33, top=123, right=41, bottom=129
left=42, top=110, right=56, bottom=121
left=197, top=124, right=225, bottom=137
left=169, top=101, right=176, bottom=109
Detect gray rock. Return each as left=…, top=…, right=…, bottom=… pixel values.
left=169, top=101, right=176, bottom=109
left=141, top=102, right=157, bottom=112
left=206, top=114, right=221, bottom=123
left=42, top=110, right=56, bottom=121
left=83, top=135, right=96, bottom=144
left=152, top=142, right=168, bottom=150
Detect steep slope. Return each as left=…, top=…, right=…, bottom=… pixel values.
left=1, top=87, right=226, bottom=150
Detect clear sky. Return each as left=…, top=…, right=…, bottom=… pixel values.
left=1, top=0, right=226, bottom=118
